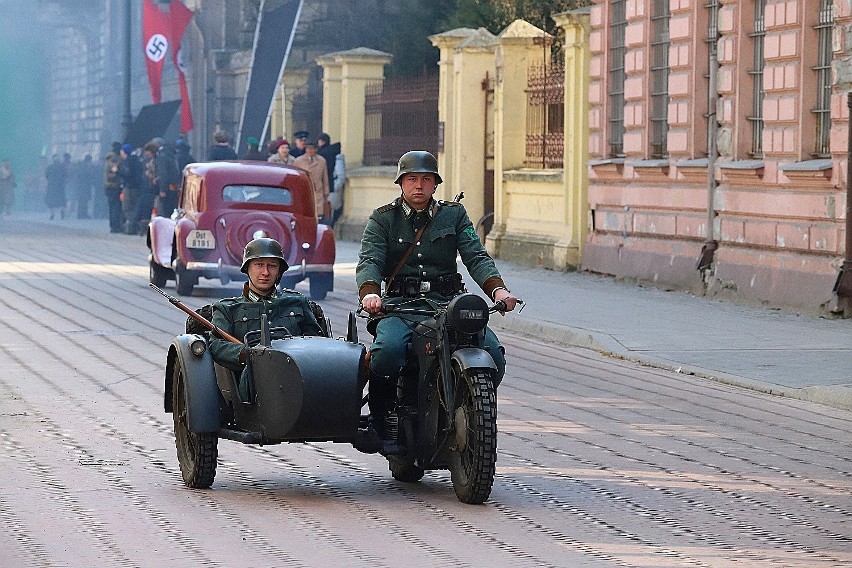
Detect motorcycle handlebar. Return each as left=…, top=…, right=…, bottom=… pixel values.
left=357, top=298, right=524, bottom=317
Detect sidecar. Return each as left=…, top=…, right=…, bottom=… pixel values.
left=163, top=308, right=367, bottom=488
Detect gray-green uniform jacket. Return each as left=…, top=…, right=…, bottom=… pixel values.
left=208, top=291, right=324, bottom=372
left=356, top=197, right=506, bottom=303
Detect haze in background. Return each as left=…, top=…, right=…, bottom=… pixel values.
left=0, top=0, right=51, bottom=210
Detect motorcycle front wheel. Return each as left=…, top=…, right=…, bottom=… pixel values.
left=449, top=368, right=497, bottom=504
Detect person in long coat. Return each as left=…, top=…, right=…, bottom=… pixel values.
left=44, top=154, right=67, bottom=220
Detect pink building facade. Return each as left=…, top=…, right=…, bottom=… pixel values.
left=584, top=0, right=850, bottom=314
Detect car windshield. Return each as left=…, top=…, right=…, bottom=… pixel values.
left=222, top=184, right=293, bottom=206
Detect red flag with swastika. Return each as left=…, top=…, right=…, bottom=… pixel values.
left=170, top=1, right=194, bottom=133
left=142, top=0, right=170, bottom=104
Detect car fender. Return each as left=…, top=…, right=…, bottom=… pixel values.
left=149, top=216, right=177, bottom=268
left=173, top=217, right=199, bottom=264
left=164, top=334, right=220, bottom=433
left=451, top=347, right=497, bottom=375
left=313, top=224, right=336, bottom=266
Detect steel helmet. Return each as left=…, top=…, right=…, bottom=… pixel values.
left=394, top=150, right=442, bottom=185
left=241, top=238, right=289, bottom=280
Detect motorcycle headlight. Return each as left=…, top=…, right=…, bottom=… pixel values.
left=446, top=293, right=489, bottom=335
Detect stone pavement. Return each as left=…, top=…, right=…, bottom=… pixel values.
left=13, top=212, right=848, bottom=412
left=332, top=240, right=852, bottom=412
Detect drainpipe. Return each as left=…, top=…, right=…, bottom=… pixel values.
left=697, top=0, right=720, bottom=274
left=832, top=92, right=852, bottom=316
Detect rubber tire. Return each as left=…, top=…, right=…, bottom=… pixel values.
left=149, top=260, right=169, bottom=288
left=309, top=273, right=332, bottom=301
left=449, top=369, right=497, bottom=504
left=175, top=263, right=196, bottom=296
left=173, top=364, right=218, bottom=488
left=388, top=454, right=424, bottom=482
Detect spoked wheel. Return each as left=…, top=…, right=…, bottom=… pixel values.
left=173, top=364, right=218, bottom=488
left=449, top=369, right=497, bottom=504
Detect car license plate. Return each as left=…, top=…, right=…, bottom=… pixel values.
left=186, top=230, right=216, bottom=249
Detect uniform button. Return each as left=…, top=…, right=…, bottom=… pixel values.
left=418, top=264, right=423, bottom=268
left=242, top=317, right=248, bottom=321
left=416, top=241, right=421, bottom=246
left=398, top=238, right=403, bottom=243
left=417, top=253, right=422, bottom=258
left=422, top=271, right=427, bottom=276
left=289, top=312, right=295, bottom=316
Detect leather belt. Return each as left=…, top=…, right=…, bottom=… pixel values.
left=385, top=273, right=464, bottom=297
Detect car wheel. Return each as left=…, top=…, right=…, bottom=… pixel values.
left=309, top=273, right=333, bottom=301
left=173, top=364, right=218, bottom=488
left=175, top=262, right=196, bottom=296
left=149, top=260, right=169, bottom=288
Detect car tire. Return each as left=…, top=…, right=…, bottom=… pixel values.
left=175, top=262, right=196, bottom=296
left=309, top=273, right=333, bottom=301
left=149, top=260, right=169, bottom=288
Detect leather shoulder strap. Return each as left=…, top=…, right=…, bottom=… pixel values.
left=385, top=202, right=441, bottom=290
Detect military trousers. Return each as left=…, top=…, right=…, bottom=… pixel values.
left=369, top=315, right=506, bottom=387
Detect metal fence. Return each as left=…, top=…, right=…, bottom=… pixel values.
left=524, top=60, right=565, bottom=169
left=363, top=74, right=440, bottom=166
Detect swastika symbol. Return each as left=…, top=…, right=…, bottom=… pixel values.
left=146, top=34, right=168, bottom=63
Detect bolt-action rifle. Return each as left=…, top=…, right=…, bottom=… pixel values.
left=149, top=283, right=242, bottom=344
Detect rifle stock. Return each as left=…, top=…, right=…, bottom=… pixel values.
left=148, top=283, right=242, bottom=344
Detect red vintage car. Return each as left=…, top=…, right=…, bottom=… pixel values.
left=147, top=161, right=335, bottom=299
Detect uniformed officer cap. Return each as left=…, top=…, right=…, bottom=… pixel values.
left=394, top=150, right=443, bottom=185
left=241, top=238, right=289, bottom=274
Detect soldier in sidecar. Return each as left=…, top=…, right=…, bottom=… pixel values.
left=162, top=238, right=367, bottom=488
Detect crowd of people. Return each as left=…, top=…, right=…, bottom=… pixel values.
left=2, top=127, right=346, bottom=233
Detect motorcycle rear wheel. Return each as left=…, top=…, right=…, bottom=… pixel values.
left=449, top=369, right=497, bottom=504
left=173, top=365, right=218, bottom=488
left=388, top=455, right=424, bottom=482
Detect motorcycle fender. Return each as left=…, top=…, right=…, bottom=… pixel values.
left=451, top=347, right=497, bottom=374
left=168, top=334, right=220, bottom=433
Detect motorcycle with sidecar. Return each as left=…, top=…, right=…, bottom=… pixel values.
left=162, top=292, right=510, bottom=504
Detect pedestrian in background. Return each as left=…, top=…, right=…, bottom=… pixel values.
left=104, top=147, right=123, bottom=233
left=153, top=140, right=182, bottom=219
left=242, top=136, right=265, bottom=161
left=290, top=130, right=308, bottom=158
left=293, top=140, right=329, bottom=223
left=175, top=137, right=195, bottom=171
left=317, top=133, right=345, bottom=227
left=208, top=130, right=238, bottom=161
left=118, top=143, right=143, bottom=234
left=267, top=139, right=295, bottom=165
left=44, top=154, right=67, bottom=220
left=74, top=154, right=99, bottom=219
left=0, top=159, right=16, bottom=215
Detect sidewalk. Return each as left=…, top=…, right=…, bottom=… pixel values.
left=333, top=240, right=852, bottom=412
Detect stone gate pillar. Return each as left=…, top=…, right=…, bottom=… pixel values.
left=317, top=47, right=392, bottom=167
left=429, top=28, right=498, bottom=225
left=554, top=7, right=591, bottom=259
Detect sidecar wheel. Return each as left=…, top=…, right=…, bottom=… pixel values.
left=173, top=365, right=218, bottom=488
left=449, top=369, right=497, bottom=504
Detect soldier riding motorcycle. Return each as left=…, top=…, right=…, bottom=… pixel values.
left=357, top=150, right=520, bottom=503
